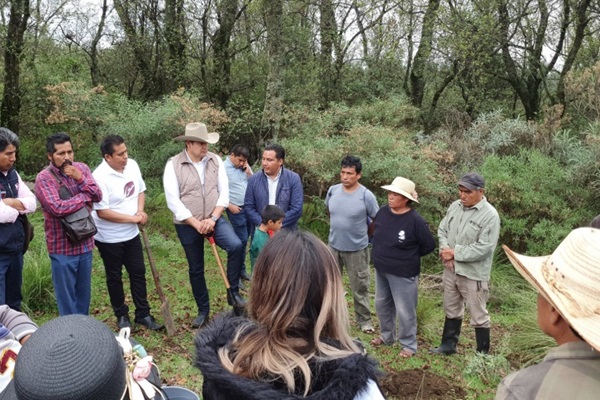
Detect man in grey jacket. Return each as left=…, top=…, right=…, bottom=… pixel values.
left=430, top=172, right=500, bottom=355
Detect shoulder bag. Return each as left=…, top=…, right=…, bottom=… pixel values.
left=47, top=167, right=97, bottom=243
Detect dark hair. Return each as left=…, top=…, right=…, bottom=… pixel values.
left=261, top=205, right=285, bottom=224
left=340, top=155, right=362, bottom=174
left=264, top=143, right=285, bottom=160
left=46, top=132, right=72, bottom=154
left=230, top=144, right=250, bottom=159
left=0, top=127, right=19, bottom=153
left=100, top=135, right=126, bottom=157
left=590, top=214, right=600, bottom=229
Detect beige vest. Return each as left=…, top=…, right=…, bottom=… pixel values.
left=172, top=150, right=220, bottom=224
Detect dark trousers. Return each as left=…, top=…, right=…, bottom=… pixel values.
left=175, top=217, right=243, bottom=316
left=0, top=252, right=23, bottom=311
left=95, top=235, right=151, bottom=319
left=225, top=208, right=255, bottom=272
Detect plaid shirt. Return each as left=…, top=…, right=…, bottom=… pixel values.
left=34, top=162, right=102, bottom=255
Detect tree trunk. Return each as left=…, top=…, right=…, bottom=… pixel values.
left=261, top=0, right=285, bottom=142
left=318, top=0, right=336, bottom=108
left=1, top=0, right=30, bottom=133
left=211, top=0, right=239, bottom=108
left=165, top=0, right=187, bottom=91
left=409, top=0, right=440, bottom=108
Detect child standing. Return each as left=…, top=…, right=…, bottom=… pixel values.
left=250, top=205, right=285, bottom=273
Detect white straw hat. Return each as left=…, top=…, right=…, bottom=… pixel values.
left=174, top=123, right=219, bottom=144
left=503, top=227, right=600, bottom=351
left=381, top=177, right=419, bottom=203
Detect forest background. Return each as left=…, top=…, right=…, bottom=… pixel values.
left=3, top=0, right=600, bottom=398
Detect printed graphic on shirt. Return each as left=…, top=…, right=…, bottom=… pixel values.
left=398, top=230, right=405, bottom=243
left=124, top=181, right=135, bottom=198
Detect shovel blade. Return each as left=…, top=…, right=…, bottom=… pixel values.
left=160, top=299, right=176, bottom=336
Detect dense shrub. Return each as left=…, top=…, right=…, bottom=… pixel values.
left=42, top=83, right=229, bottom=177
left=481, top=149, right=592, bottom=254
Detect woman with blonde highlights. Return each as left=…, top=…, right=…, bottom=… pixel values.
left=195, top=230, right=385, bottom=399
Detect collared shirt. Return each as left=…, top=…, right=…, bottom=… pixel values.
left=495, top=341, right=600, bottom=400
left=223, top=156, right=248, bottom=206
left=92, top=158, right=146, bottom=243
left=34, top=162, right=102, bottom=255
left=266, top=168, right=282, bottom=205
left=163, top=150, right=229, bottom=222
left=0, top=170, right=36, bottom=223
left=438, top=197, right=500, bottom=281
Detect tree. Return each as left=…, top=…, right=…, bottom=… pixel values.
left=1, top=0, right=31, bottom=132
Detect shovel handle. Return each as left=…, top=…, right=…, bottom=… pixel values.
left=206, top=236, right=231, bottom=289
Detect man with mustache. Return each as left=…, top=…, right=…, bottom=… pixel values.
left=35, top=133, right=102, bottom=315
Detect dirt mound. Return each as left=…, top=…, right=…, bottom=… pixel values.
left=380, top=368, right=467, bottom=399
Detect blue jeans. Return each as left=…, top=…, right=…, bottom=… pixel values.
left=226, top=208, right=254, bottom=273
left=49, top=252, right=93, bottom=315
left=0, top=252, right=24, bottom=311
left=175, top=217, right=243, bottom=316
left=375, top=270, right=419, bottom=353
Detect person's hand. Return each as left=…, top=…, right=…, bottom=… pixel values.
left=62, top=164, right=82, bottom=181
left=19, top=334, right=31, bottom=345
left=443, top=260, right=455, bottom=273
left=135, top=211, right=148, bottom=224
left=440, top=247, right=454, bottom=262
left=196, top=218, right=216, bottom=235
left=229, top=204, right=242, bottom=214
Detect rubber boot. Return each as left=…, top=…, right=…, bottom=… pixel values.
left=429, top=317, right=462, bottom=355
left=475, top=327, right=490, bottom=354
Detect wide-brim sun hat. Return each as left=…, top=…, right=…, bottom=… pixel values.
left=174, top=122, right=219, bottom=144
left=502, top=227, right=600, bottom=351
left=0, top=315, right=127, bottom=400
left=381, top=176, right=419, bottom=203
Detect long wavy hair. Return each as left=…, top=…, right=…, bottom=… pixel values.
left=219, top=230, right=361, bottom=395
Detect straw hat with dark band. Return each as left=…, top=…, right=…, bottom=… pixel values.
left=502, top=227, right=600, bottom=351
left=0, top=315, right=127, bottom=400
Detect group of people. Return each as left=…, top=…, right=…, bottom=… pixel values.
left=324, top=155, right=500, bottom=359
left=2, top=120, right=600, bottom=399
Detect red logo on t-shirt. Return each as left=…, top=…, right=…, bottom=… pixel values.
left=0, top=349, right=17, bottom=374
left=124, top=181, right=135, bottom=198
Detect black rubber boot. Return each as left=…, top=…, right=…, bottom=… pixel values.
left=429, top=317, right=462, bottom=355
left=475, top=327, right=490, bottom=354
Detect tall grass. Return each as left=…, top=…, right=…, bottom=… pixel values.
left=21, top=242, right=55, bottom=315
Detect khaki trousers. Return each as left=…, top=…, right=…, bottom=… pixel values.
left=442, top=268, right=490, bottom=328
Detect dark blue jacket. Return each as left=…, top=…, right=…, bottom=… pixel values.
left=0, top=169, right=24, bottom=254
left=244, top=167, right=303, bottom=229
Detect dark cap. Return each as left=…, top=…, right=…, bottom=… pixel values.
left=458, top=172, right=485, bottom=190
left=1, top=315, right=127, bottom=400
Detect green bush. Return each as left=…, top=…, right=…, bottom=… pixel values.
left=481, top=149, right=592, bottom=254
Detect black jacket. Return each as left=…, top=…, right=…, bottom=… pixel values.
left=195, top=313, right=383, bottom=400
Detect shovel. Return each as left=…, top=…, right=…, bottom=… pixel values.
left=139, top=225, right=176, bottom=336
left=206, top=235, right=246, bottom=316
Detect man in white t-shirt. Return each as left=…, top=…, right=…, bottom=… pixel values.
left=93, top=135, right=163, bottom=331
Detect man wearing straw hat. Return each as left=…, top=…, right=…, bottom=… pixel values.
left=163, top=123, right=245, bottom=329
left=431, top=172, right=500, bottom=355
left=496, top=227, right=600, bottom=399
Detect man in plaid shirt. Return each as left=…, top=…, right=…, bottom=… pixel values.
left=34, top=133, right=102, bottom=315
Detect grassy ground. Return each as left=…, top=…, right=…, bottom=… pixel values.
left=22, top=190, right=551, bottom=399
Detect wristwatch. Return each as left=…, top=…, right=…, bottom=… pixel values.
left=210, top=215, right=218, bottom=222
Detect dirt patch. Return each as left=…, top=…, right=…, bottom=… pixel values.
left=380, top=368, right=467, bottom=400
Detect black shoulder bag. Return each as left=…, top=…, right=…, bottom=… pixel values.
left=47, top=167, right=97, bottom=243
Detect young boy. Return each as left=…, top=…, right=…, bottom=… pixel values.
left=250, top=205, right=285, bottom=272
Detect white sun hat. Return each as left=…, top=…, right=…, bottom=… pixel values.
left=502, top=227, right=600, bottom=351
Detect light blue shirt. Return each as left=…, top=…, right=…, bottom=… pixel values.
left=224, top=156, right=248, bottom=206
